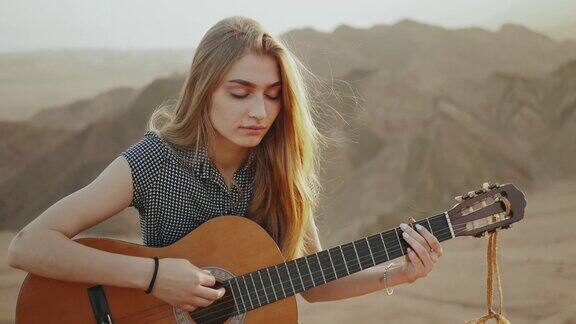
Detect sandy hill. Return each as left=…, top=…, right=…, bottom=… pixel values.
left=0, top=121, right=72, bottom=184
left=28, top=86, right=137, bottom=131
left=0, top=76, right=183, bottom=233
left=0, top=48, right=193, bottom=121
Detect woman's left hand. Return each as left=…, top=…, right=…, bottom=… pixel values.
left=399, top=217, right=443, bottom=283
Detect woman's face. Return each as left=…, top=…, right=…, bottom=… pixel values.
left=210, top=53, right=283, bottom=149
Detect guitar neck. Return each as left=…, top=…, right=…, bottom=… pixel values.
left=226, top=212, right=455, bottom=314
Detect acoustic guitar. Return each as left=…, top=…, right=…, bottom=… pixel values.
left=15, top=183, right=526, bottom=323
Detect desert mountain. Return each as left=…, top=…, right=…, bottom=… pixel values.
left=284, top=20, right=576, bottom=90
left=1, top=20, right=575, bottom=244
left=0, top=121, right=72, bottom=184
left=0, top=76, right=183, bottom=232
left=0, top=48, right=193, bottom=121
left=28, top=86, right=137, bottom=131
left=319, top=58, right=576, bottom=244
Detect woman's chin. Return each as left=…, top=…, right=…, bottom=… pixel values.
left=234, top=136, right=263, bottom=148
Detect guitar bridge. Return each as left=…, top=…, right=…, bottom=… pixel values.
left=87, top=285, right=113, bottom=324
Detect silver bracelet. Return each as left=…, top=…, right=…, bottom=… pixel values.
left=383, top=262, right=395, bottom=295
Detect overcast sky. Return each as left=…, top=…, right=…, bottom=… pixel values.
left=0, top=0, right=559, bottom=52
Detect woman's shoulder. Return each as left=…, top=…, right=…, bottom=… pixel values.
left=121, top=131, right=172, bottom=178
left=125, top=130, right=170, bottom=156
left=120, top=130, right=173, bottom=209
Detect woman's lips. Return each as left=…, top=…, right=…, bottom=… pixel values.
left=240, top=126, right=266, bottom=134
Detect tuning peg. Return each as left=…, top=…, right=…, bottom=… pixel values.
left=455, top=195, right=463, bottom=202
left=474, top=231, right=486, bottom=238
left=468, top=190, right=477, bottom=197
left=482, top=182, right=490, bottom=190
left=475, top=189, right=484, bottom=195
left=502, top=224, right=512, bottom=229
left=488, top=183, right=499, bottom=189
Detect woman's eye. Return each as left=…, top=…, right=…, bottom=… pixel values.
left=266, top=93, right=281, bottom=100
left=230, top=93, right=248, bottom=99
left=230, top=92, right=281, bottom=100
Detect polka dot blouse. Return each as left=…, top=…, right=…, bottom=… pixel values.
left=121, top=131, right=256, bottom=247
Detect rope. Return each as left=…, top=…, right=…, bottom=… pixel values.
left=465, top=231, right=510, bottom=324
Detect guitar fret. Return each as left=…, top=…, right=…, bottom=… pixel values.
left=274, top=265, right=286, bottom=298
left=382, top=229, right=402, bottom=260
left=429, top=214, right=452, bottom=242
left=277, top=264, right=293, bottom=296
left=294, top=260, right=305, bottom=290
left=354, top=238, right=374, bottom=269
left=426, top=218, right=433, bottom=236
left=230, top=278, right=244, bottom=314
left=304, top=256, right=314, bottom=286
left=380, top=233, right=390, bottom=260
left=249, top=273, right=261, bottom=307
left=240, top=276, right=254, bottom=310
left=328, top=246, right=348, bottom=278
left=294, top=260, right=306, bottom=291
left=257, top=270, right=269, bottom=304
left=316, top=254, right=327, bottom=283
left=341, top=242, right=361, bottom=273
left=444, top=212, right=455, bottom=239
left=306, top=254, right=324, bottom=286
left=237, top=277, right=251, bottom=311
left=295, top=258, right=312, bottom=290
left=284, top=263, right=296, bottom=294
left=317, top=250, right=336, bottom=281
left=327, top=248, right=337, bottom=279
left=394, top=227, right=406, bottom=255
left=352, top=241, right=362, bottom=269
left=286, top=261, right=303, bottom=294
left=367, top=234, right=387, bottom=264
left=339, top=246, right=350, bottom=275
left=266, top=268, right=278, bottom=301
left=365, top=237, right=376, bottom=266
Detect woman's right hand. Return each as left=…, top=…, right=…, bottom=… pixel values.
left=150, top=258, right=225, bottom=312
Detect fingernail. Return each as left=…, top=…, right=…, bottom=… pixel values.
left=416, top=224, right=424, bottom=230
left=400, top=223, right=407, bottom=230
left=402, top=232, right=409, bottom=238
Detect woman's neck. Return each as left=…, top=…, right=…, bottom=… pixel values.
left=209, top=133, right=250, bottom=180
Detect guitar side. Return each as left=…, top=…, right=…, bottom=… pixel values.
left=15, top=215, right=298, bottom=324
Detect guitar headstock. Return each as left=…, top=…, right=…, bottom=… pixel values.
left=447, top=182, right=526, bottom=238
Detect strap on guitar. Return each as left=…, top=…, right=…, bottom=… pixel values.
left=465, top=231, right=510, bottom=324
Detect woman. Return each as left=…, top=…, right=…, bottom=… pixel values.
left=8, top=16, right=443, bottom=314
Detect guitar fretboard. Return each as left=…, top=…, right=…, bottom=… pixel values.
left=225, top=213, right=453, bottom=315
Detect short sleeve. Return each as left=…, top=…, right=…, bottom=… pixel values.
left=121, top=131, right=169, bottom=211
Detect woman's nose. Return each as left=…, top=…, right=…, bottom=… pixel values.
left=248, top=95, right=267, bottom=119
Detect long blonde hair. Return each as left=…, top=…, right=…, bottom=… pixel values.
left=148, top=16, right=323, bottom=260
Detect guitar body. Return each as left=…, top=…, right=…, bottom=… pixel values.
left=16, top=216, right=298, bottom=324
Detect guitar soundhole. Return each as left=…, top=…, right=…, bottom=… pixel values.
left=172, top=266, right=245, bottom=324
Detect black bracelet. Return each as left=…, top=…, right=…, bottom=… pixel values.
left=145, top=257, right=159, bottom=294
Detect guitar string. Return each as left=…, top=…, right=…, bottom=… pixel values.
left=142, top=222, right=479, bottom=324
left=192, top=222, right=471, bottom=316
left=155, top=200, right=509, bottom=323
left=172, top=224, right=474, bottom=323
left=162, top=222, right=478, bottom=324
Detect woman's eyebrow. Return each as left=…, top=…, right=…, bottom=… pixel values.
left=227, top=79, right=282, bottom=88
